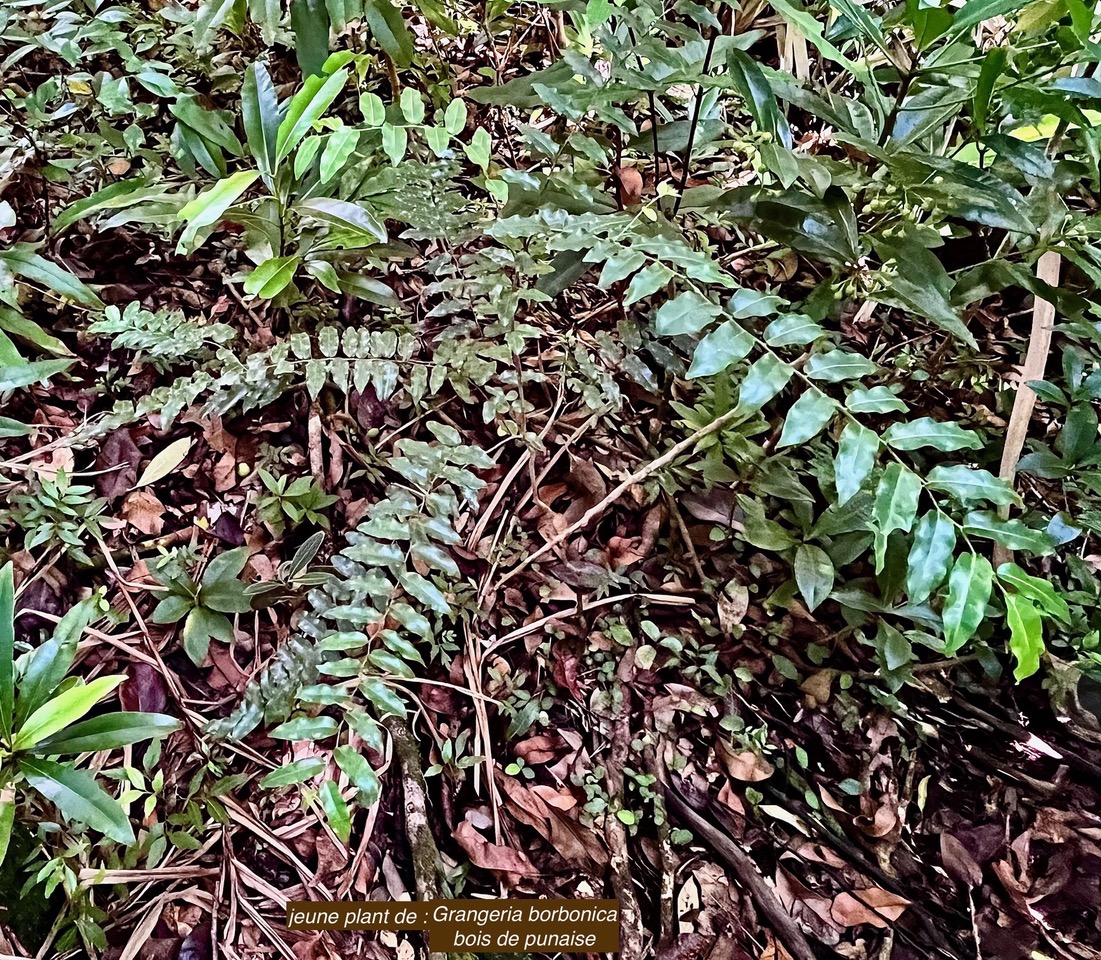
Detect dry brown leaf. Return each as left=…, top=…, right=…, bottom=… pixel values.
left=718, top=742, right=774, bottom=782
left=830, top=888, right=909, bottom=928
left=121, top=489, right=166, bottom=535
left=453, top=818, right=539, bottom=878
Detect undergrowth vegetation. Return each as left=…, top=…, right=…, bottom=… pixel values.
left=1, top=0, right=1100, bottom=955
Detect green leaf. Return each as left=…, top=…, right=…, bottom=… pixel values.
left=152, top=594, right=192, bottom=625
left=834, top=422, right=878, bottom=506
left=0, top=800, right=14, bottom=867
left=319, top=127, right=359, bottom=183
left=261, top=757, right=326, bottom=788
left=997, top=563, right=1071, bottom=623
left=1005, top=593, right=1044, bottom=680
left=381, top=122, right=408, bottom=164
left=181, top=608, right=233, bottom=664
left=973, top=48, right=1007, bottom=133
left=872, top=463, right=921, bottom=572
left=359, top=677, right=406, bottom=719
left=883, top=418, right=982, bottom=452
left=135, top=436, right=193, bottom=488
left=15, top=676, right=124, bottom=750
left=444, top=98, right=467, bottom=135
left=654, top=290, right=722, bottom=336
left=22, top=758, right=134, bottom=843
left=942, top=553, right=993, bottom=654
left=16, top=599, right=95, bottom=724
left=360, top=92, right=386, bottom=126
left=319, top=780, right=351, bottom=842
left=32, top=712, right=180, bottom=755
left=276, top=68, right=350, bottom=162
left=926, top=465, right=1020, bottom=507
left=464, top=127, right=491, bottom=169
left=686, top=320, right=753, bottom=378
left=737, top=355, right=793, bottom=412
left=176, top=171, right=259, bottom=254
left=334, top=745, right=381, bottom=805
left=763, top=313, right=824, bottom=347
left=410, top=542, right=460, bottom=577
left=271, top=715, right=339, bottom=740
left=243, top=255, right=301, bottom=298
left=728, top=50, right=791, bottom=148
left=906, top=511, right=957, bottom=604
left=845, top=385, right=908, bottom=414
left=203, top=547, right=251, bottom=586
left=804, top=349, right=878, bottom=382
left=398, top=571, right=450, bottom=613
left=962, top=512, right=1055, bottom=556
left=777, top=389, right=837, bottom=447
left=0, top=563, right=13, bottom=741
left=400, top=88, right=425, bottom=123
left=794, top=544, right=834, bottom=612
left=242, top=62, right=281, bottom=177
left=0, top=247, right=103, bottom=308
left=624, top=263, right=672, bottom=307
left=296, top=198, right=387, bottom=243
left=290, top=0, right=331, bottom=78
left=363, top=0, right=415, bottom=67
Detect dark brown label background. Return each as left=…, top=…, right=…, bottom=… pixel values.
left=285, top=898, right=620, bottom=953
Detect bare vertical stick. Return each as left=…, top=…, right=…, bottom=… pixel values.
left=995, top=250, right=1061, bottom=566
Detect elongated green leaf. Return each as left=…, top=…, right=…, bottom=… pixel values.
left=319, top=126, right=359, bottom=183
left=15, top=675, right=124, bottom=750
left=834, top=422, right=878, bottom=505
left=794, top=544, right=834, bottom=612
left=728, top=50, right=792, bottom=148
left=962, top=511, right=1055, bottom=556
left=398, top=571, right=450, bottom=613
left=333, top=745, right=381, bottom=805
left=0, top=247, right=103, bottom=308
left=271, top=715, right=339, bottom=740
left=942, top=553, right=993, bottom=653
left=290, top=0, right=331, bottom=78
left=0, top=307, right=71, bottom=357
left=16, top=597, right=96, bottom=724
left=846, top=385, right=908, bottom=414
left=261, top=757, right=325, bottom=788
left=1005, top=593, right=1044, bottom=680
left=296, top=199, right=387, bottom=243
left=686, top=320, right=753, bottom=378
left=319, top=780, right=351, bottom=842
left=872, top=463, right=921, bottom=571
left=242, top=62, right=281, bottom=177
left=804, top=349, right=878, bottom=382
left=176, top=171, right=259, bottom=253
left=22, top=757, right=134, bottom=843
left=997, top=563, right=1070, bottom=623
left=0, top=563, right=13, bottom=741
left=32, top=712, right=180, bottom=755
left=363, top=0, right=415, bottom=67
left=243, top=255, right=301, bottom=298
left=906, top=511, right=957, bottom=603
left=778, top=389, right=837, bottom=447
left=0, top=800, right=14, bottom=867
left=276, top=68, right=350, bottom=162
left=926, top=465, right=1020, bottom=507
left=359, top=677, right=406, bottom=718
left=883, top=418, right=982, bottom=452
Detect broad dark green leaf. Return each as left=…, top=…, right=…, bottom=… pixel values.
left=687, top=320, right=754, bottom=378
left=997, top=563, right=1070, bottom=622
left=942, top=553, right=993, bottom=654
left=32, top=712, right=180, bottom=755
left=728, top=50, right=792, bottom=149
left=1005, top=593, right=1044, bottom=680
left=22, top=758, right=134, bottom=843
left=242, top=62, right=281, bottom=177
left=834, top=421, right=878, bottom=505
left=794, top=544, right=834, bottom=612
left=883, top=418, right=982, bottom=452
left=906, top=511, right=957, bottom=604
left=290, top=0, right=331, bottom=78
left=872, top=463, right=921, bottom=571
left=334, top=745, right=381, bottom=805
left=926, top=465, right=1020, bottom=507
left=363, top=0, right=415, bottom=67
left=777, top=389, right=837, bottom=447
